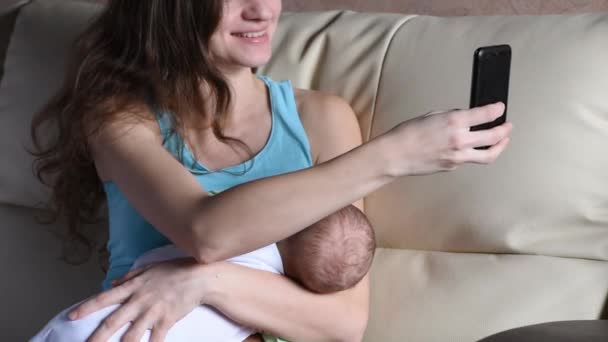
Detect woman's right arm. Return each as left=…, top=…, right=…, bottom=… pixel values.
left=90, top=102, right=510, bottom=264
left=90, top=109, right=394, bottom=263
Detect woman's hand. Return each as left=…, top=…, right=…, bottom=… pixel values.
left=68, top=258, right=207, bottom=342
left=380, top=102, right=513, bottom=177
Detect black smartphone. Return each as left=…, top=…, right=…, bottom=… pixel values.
left=469, top=44, right=511, bottom=149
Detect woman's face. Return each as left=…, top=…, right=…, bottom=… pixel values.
left=209, top=0, right=282, bottom=70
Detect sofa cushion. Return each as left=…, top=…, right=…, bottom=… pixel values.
left=367, top=14, right=608, bottom=261
left=0, top=0, right=101, bottom=208
left=365, top=248, right=608, bottom=342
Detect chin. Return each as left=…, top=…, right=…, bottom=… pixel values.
left=240, top=54, right=273, bottom=68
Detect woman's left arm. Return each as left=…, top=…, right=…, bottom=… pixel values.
left=201, top=259, right=370, bottom=342
left=74, top=253, right=369, bottom=342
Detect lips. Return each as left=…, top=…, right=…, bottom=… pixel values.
left=231, top=30, right=266, bottom=38
left=230, top=30, right=269, bottom=43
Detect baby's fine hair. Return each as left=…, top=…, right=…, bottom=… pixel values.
left=287, top=204, right=376, bottom=294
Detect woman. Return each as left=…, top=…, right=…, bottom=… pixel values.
left=30, top=0, right=512, bottom=341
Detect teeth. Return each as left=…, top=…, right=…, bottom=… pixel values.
left=234, top=31, right=265, bottom=38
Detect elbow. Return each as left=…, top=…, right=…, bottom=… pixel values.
left=349, top=306, right=369, bottom=342
left=189, top=225, right=223, bottom=264
left=334, top=328, right=365, bottom=342
left=192, top=247, right=220, bottom=264
left=348, top=321, right=368, bottom=342
left=190, top=232, right=225, bottom=264
left=334, top=309, right=368, bottom=342
left=188, top=207, right=225, bottom=264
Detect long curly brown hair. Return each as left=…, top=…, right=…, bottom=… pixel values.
left=29, top=0, right=254, bottom=269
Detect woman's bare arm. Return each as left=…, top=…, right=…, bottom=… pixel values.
left=90, top=104, right=394, bottom=264
left=200, top=261, right=370, bottom=342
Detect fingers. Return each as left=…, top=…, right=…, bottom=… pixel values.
left=467, top=137, right=511, bottom=164
left=87, top=304, right=139, bottom=342
left=112, top=268, right=147, bottom=287
left=424, top=108, right=461, bottom=117
left=121, top=308, right=173, bottom=342
left=148, top=319, right=171, bottom=342
left=459, top=102, right=505, bottom=127
left=463, top=122, right=513, bottom=150
left=84, top=295, right=174, bottom=342
left=70, top=283, right=133, bottom=320
left=120, top=309, right=156, bottom=342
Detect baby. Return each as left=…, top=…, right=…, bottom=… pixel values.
left=32, top=204, right=375, bottom=342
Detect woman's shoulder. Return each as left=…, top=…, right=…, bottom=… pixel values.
left=292, top=88, right=353, bottom=116
left=291, top=88, right=362, bottom=165
left=87, top=103, right=163, bottom=182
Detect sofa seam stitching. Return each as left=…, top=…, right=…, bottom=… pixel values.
left=367, top=14, right=419, bottom=142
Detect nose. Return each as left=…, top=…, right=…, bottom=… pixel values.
left=242, top=0, right=274, bottom=22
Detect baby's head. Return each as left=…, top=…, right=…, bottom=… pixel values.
left=278, top=205, right=376, bottom=294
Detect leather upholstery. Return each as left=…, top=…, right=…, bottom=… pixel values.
left=0, top=1, right=29, bottom=81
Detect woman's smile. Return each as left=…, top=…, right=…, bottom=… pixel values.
left=231, top=30, right=269, bottom=43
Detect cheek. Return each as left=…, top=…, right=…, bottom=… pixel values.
left=273, top=0, right=282, bottom=13
left=207, top=35, right=227, bottom=61
left=271, top=2, right=282, bottom=35
left=207, top=36, right=219, bottom=54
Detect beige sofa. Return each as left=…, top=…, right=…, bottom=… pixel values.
left=1, top=0, right=607, bottom=341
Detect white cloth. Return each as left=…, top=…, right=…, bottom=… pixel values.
left=30, top=244, right=284, bottom=342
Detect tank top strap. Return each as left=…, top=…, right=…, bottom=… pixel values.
left=156, top=111, right=172, bottom=138
left=144, top=99, right=181, bottom=157
left=150, top=106, right=172, bottom=139
left=256, top=74, right=314, bottom=167
left=256, top=74, right=299, bottom=121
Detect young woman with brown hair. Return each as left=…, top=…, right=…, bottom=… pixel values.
left=29, top=0, right=512, bottom=341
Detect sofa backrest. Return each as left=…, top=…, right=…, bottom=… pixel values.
left=0, top=1, right=26, bottom=81
left=0, top=0, right=102, bottom=208
left=260, top=10, right=608, bottom=340
left=260, top=9, right=608, bottom=264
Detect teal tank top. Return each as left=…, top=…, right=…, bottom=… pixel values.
left=101, top=74, right=314, bottom=290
